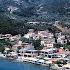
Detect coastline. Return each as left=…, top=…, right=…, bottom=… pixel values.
left=0, top=58, right=51, bottom=70
left=0, top=52, right=70, bottom=70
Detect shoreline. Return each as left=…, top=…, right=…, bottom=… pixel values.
left=0, top=51, right=70, bottom=70
left=0, top=58, right=51, bottom=70
left=0, top=54, right=70, bottom=70
left=0, top=59, right=51, bottom=70
left=0, top=56, right=52, bottom=67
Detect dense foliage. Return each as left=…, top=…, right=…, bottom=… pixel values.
left=0, top=15, right=28, bottom=35
left=63, top=44, right=70, bottom=51
left=0, top=39, right=11, bottom=53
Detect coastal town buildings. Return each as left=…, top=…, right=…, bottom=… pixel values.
left=0, top=26, right=70, bottom=70
left=0, top=34, right=12, bottom=39
left=55, top=32, right=67, bottom=43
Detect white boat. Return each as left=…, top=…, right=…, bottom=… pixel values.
left=16, top=56, right=24, bottom=62
left=0, top=53, right=6, bottom=58
left=36, top=59, right=44, bottom=65
left=36, top=59, right=51, bottom=66
left=23, top=57, right=38, bottom=63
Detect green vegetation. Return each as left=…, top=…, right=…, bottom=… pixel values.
left=63, top=44, right=70, bottom=51
left=0, top=39, right=12, bottom=53
left=0, top=14, right=62, bottom=36
left=21, top=37, right=32, bottom=43
left=33, top=39, right=43, bottom=50
left=55, top=43, right=63, bottom=48
left=21, top=37, right=43, bottom=50
left=55, top=60, right=67, bottom=65
left=0, top=15, right=28, bottom=35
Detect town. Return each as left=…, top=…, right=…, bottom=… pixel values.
left=0, top=21, right=70, bottom=70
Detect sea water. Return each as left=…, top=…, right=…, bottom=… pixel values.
left=0, top=59, right=51, bottom=70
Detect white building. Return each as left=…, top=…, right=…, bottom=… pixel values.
left=46, top=44, right=54, bottom=48
left=41, top=38, right=55, bottom=47
left=19, top=43, right=35, bottom=53
left=57, top=35, right=67, bottom=44
left=9, top=34, right=21, bottom=41
left=0, top=34, right=12, bottom=39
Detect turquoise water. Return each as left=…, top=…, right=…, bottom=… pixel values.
left=0, top=59, right=50, bottom=70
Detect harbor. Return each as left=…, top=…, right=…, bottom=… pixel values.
left=0, top=49, right=70, bottom=70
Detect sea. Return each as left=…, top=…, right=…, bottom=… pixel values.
left=0, top=59, right=51, bottom=70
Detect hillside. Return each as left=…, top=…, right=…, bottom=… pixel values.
left=0, top=0, right=70, bottom=34
left=0, top=0, right=70, bottom=21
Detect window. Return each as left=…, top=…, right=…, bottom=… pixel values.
left=48, top=55, right=51, bottom=58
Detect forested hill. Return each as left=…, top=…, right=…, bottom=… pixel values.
left=0, top=0, right=70, bottom=21
left=0, top=0, right=70, bottom=34
left=0, top=14, right=28, bottom=35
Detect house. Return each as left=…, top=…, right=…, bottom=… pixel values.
left=0, top=34, right=12, bottom=39
left=41, top=38, right=55, bottom=47
left=19, top=43, right=35, bottom=53
left=24, top=31, right=40, bottom=40
left=27, top=22, right=40, bottom=25
left=9, top=34, right=21, bottom=41
left=4, top=47, right=10, bottom=54
left=46, top=44, right=54, bottom=48
left=24, top=32, right=35, bottom=39
left=12, top=41, right=22, bottom=51
left=39, top=48, right=58, bottom=57
left=57, top=35, right=67, bottom=44
left=12, top=41, right=35, bottom=53
left=55, top=32, right=67, bottom=44
left=23, top=50, right=38, bottom=57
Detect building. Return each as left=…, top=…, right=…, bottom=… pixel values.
left=0, top=34, right=12, bottom=39
left=12, top=38, right=35, bottom=52
left=23, top=50, right=38, bottom=57
left=41, top=38, right=55, bottom=47
left=9, top=34, right=21, bottom=41
left=57, top=35, right=67, bottom=44
left=19, top=43, right=35, bottom=53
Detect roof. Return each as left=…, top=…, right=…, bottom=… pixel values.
left=26, top=50, right=38, bottom=52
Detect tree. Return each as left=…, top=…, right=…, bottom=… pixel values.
left=0, top=39, right=12, bottom=53
left=55, top=43, right=63, bottom=48
left=0, top=42, right=5, bottom=53
left=33, top=39, right=43, bottom=50
left=63, top=44, right=70, bottom=51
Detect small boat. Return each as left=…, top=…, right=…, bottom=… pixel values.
left=23, top=57, right=38, bottom=63
left=36, top=59, right=47, bottom=66
left=16, top=56, right=24, bottom=62
left=0, top=53, right=6, bottom=58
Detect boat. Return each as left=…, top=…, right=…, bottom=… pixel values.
left=23, top=57, right=38, bottom=63
left=16, top=56, right=24, bottom=62
left=35, top=59, right=52, bottom=66
left=0, top=52, right=6, bottom=58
